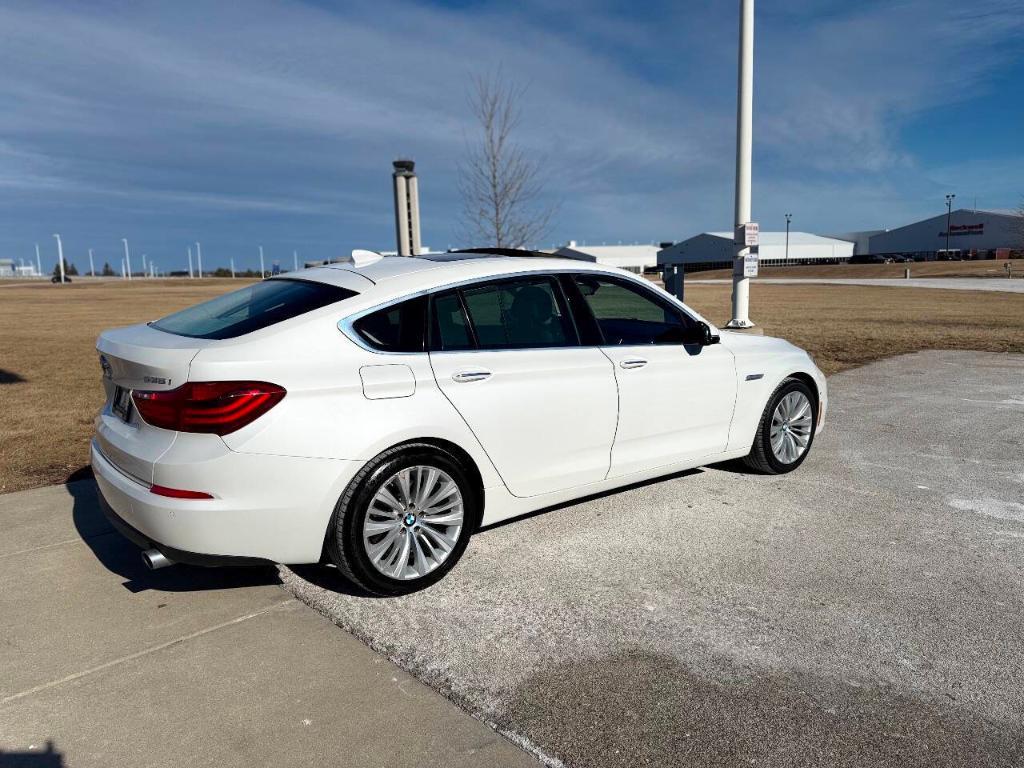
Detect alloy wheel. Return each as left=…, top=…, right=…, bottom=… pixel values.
left=362, top=465, right=465, bottom=580
left=769, top=391, right=813, bottom=464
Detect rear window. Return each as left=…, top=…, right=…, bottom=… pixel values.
left=151, top=279, right=357, bottom=340
left=352, top=296, right=428, bottom=352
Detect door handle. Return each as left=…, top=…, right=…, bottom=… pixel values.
left=452, top=370, right=492, bottom=383
left=618, top=358, right=648, bottom=370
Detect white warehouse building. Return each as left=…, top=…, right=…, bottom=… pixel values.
left=552, top=242, right=660, bottom=274
left=657, top=231, right=854, bottom=273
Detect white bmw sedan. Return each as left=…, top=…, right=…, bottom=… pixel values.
left=93, top=251, right=826, bottom=595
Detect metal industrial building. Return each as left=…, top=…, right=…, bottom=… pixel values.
left=552, top=242, right=660, bottom=273
left=657, top=231, right=853, bottom=273
left=863, top=209, right=1021, bottom=260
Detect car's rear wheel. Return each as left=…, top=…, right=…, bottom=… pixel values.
left=743, top=378, right=817, bottom=474
left=327, top=444, right=476, bottom=596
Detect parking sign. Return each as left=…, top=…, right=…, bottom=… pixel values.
left=743, top=222, right=759, bottom=247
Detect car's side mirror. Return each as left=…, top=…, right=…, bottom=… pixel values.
left=701, top=322, right=721, bottom=345
left=683, top=322, right=719, bottom=346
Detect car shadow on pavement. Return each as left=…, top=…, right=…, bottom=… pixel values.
left=0, top=740, right=63, bottom=767
left=285, top=564, right=378, bottom=597
left=66, top=477, right=280, bottom=594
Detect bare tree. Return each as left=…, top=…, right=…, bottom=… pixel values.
left=458, top=70, right=555, bottom=249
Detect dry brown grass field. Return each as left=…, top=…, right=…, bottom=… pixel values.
left=688, top=258, right=1022, bottom=280
left=2, top=278, right=1023, bottom=494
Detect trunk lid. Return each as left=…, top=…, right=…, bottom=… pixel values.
left=95, top=323, right=212, bottom=484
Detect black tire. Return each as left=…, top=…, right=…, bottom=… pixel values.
left=742, top=378, right=818, bottom=475
left=326, top=443, right=478, bottom=596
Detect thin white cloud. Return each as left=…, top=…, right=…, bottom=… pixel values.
left=0, top=0, right=1021, bottom=263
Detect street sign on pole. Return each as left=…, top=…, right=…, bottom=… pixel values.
left=743, top=251, right=759, bottom=277
left=743, top=222, right=759, bottom=247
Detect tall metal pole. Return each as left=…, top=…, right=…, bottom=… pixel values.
left=944, top=194, right=955, bottom=258
left=88, top=248, right=95, bottom=277
left=35, top=243, right=42, bottom=277
left=53, top=234, right=66, bottom=284
left=230, top=257, right=235, bottom=279
left=142, top=254, right=148, bottom=275
left=785, top=213, right=792, bottom=263
left=187, top=247, right=194, bottom=278
left=727, top=0, right=755, bottom=328
left=293, top=250, right=298, bottom=272
left=122, top=238, right=132, bottom=280
left=195, top=242, right=203, bottom=278
left=121, top=259, right=126, bottom=278
left=259, top=246, right=265, bottom=279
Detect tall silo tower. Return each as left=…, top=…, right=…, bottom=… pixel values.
left=392, top=159, right=422, bottom=256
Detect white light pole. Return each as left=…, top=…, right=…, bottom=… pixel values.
left=230, top=257, right=235, bottom=279
left=195, top=242, right=203, bottom=278
left=88, top=248, right=95, bottom=277
left=53, top=234, right=66, bottom=284
left=293, top=250, right=298, bottom=272
left=142, top=253, right=148, bottom=275
left=121, top=259, right=126, bottom=278
left=187, top=247, right=194, bottom=278
left=259, top=246, right=265, bottom=279
left=784, top=213, right=792, bottom=263
left=727, top=0, right=756, bottom=329
left=35, top=243, right=42, bottom=277
left=944, top=193, right=955, bottom=258
left=122, top=238, right=132, bottom=280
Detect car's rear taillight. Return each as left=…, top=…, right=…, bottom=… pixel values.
left=132, top=381, right=286, bottom=435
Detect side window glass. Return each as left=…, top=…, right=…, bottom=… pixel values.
left=352, top=295, right=427, bottom=352
left=461, top=277, right=575, bottom=350
left=574, top=275, right=695, bottom=345
left=431, top=291, right=474, bottom=351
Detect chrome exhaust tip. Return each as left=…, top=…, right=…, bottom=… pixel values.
left=141, top=548, right=173, bottom=570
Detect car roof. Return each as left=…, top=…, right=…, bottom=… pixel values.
left=287, top=253, right=624, bottom=296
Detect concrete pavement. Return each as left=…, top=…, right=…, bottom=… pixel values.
left=687, top=277, right=1024, bottom=293
left=283, top=351, right=1024, bottom=768
left=0, top=482, right=538, bottom=768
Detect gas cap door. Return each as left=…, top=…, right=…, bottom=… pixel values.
left=359, top=364, right=416, bottom=400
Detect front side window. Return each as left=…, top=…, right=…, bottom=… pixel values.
left=460, top=277, right=575, bottom=350
left=352, top=296, right=427, bottom=352
left=573, top=275, right=696, bottom=345
left=151, top=279, right=357, bottom=340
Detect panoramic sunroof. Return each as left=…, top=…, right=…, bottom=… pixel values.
left=420, top=252, right=506, bottom=261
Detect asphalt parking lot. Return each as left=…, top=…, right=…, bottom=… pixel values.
left=283, top=350, right=1024, bottom=768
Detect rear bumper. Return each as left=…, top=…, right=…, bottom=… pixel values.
left=90, top=438, right=359, bottom=564
left=96, top=489, right=270, bottom=568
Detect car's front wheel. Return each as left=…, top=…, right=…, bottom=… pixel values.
left=743, top=378, right=817, bottom=474
left=327, top=444, right=476, bottom=596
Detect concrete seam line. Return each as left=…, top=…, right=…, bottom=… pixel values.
left=0, top=537, right=85, bottom=560
left=0, top=599, right=297, bottom=706
left=278, top=570, right=567, bottom=767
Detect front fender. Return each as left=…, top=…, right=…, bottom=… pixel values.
left=720, top=332, right=826, bottom=453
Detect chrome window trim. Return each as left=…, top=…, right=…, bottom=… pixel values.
left=336, top=267, right=702, bottom=355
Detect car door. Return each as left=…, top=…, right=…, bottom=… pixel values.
left=428, top=274, right=618, bottom=498
left=568, top=273, right=738, bottom=479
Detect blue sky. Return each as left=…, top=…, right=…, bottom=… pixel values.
left=2, top=0, right=1022, bottom=273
